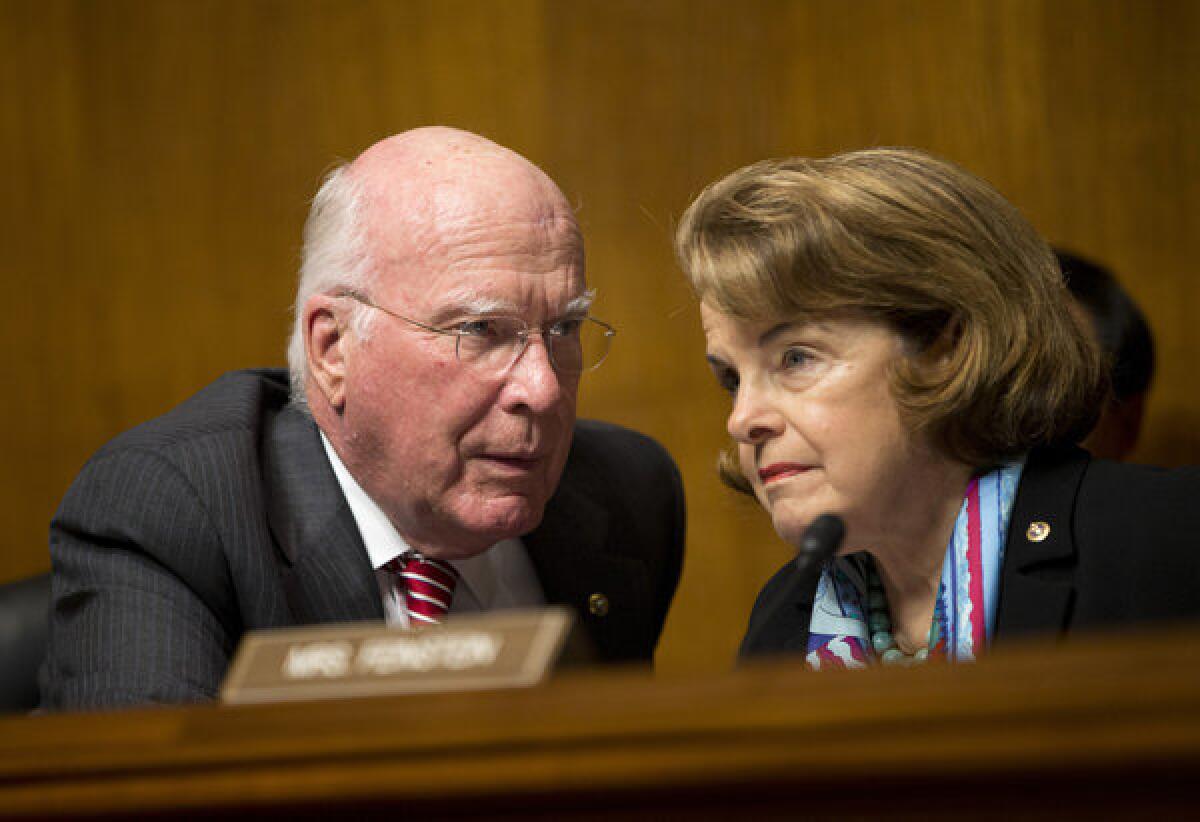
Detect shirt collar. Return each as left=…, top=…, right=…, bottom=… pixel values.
left=319, top=432, right=411, bottom=571
left=318, top=431, right=507, bottom=606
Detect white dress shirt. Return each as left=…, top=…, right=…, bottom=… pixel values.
left=320, top=433, right=545, bottom=627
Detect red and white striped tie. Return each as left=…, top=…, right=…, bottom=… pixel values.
left=384, top=553, right=459, bottom=626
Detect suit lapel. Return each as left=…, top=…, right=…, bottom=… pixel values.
left=261, top=410, right=658, bottom=648
left=739, top=565, right=818, bottom=658
left=263, top=404, right=383, bottom=624
left=777, top=577, right=818, bottom=656
left=995, top=446, right=1088, bottom=641
left=523, top=477, right=654, bottom=660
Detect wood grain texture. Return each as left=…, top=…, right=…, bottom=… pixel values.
left=3, top=0, right=1198, bottom=674
left=1, top=627, right=1198, bottom=817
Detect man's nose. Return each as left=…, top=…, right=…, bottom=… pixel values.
left=726, top=379, right=783, bottom=444
left=501, top=334, right=569, bottom=412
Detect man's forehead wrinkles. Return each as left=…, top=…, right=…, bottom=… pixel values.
left=369, top=211, right=580, bottom=266
left=369, top=234, right=581, bottom=279
left=418, top=278, right=588, bottom=322
left=433, top=211, right=581, bottom=245
left=416, top=171, right=575, bottom=233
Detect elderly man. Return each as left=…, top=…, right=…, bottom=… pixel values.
left=41, top=128, right=684, bottom=710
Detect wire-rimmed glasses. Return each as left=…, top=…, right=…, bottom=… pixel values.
left=338, top=290, right=616, bottom=376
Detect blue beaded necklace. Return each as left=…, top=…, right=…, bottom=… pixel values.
left=805, top=462, right=1023, bottom=670
left=865, top=559, right=944, bottom=666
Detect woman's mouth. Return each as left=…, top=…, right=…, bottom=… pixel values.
left=758, top=463, right=811, bottom=484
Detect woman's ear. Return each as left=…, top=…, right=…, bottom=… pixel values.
left=304, top=295, right=350, bottom=412
left=893, top=315, right=962, bottom=394
left=922, top=315, right=963, bottom=366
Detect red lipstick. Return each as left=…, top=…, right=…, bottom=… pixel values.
left=758, top=463, right=810, bottom=484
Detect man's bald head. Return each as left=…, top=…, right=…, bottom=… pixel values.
left=347, top=127, right=579, bottom=293
left=288, top=127, right=582, bottom=405
left=348, top=126, right=572, bottom=218
left=292, top=127, right=590, bottom=557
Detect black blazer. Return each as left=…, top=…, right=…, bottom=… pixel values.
left=741, top=445, right=1200, bottom=659
left=42, top=369, right=685, bottom=710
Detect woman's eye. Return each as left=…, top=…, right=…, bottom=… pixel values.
left=715, top=369, right=739, bottom=395
left=781, top=347, right=812, bottom=369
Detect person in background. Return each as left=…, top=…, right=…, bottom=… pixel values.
left=1056, top=249, right=1156, bottom=461
left=675, top=148, right=1200, bottom=669
left=41, top=127, right=684, bottom=709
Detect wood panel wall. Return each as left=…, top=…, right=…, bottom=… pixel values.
left=4, top=0, right=1197, bottom=674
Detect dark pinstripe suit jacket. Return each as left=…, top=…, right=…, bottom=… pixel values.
left=41, top=369, right=685, bottom=710
left=739, top=445, right=1200, bottom=659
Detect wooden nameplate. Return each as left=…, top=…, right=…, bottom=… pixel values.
left=219, top=607, right=584, bottom=705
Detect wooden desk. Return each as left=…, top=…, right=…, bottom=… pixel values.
left=3, top=627, right=1198, bottom=819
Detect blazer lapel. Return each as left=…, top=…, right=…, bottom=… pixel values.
left=739, top=565, right=818, bottom=659
left=523, top=479, right=655, bottom=660
left=263, top=404, right=384, bottom=625
left=995, top=446, right=1088, bottom=641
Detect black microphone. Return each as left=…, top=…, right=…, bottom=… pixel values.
left=794, top=514, right=845, bottom=577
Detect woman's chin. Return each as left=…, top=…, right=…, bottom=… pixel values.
left=772, top=507, right=856, bottom=555
left=770, top=513, right=813, bottom=549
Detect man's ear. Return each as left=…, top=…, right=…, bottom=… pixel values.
left=305, top=295, right=350, bottom=412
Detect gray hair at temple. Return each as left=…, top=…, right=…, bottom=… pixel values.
left=287, top=165, right=376, bottom=409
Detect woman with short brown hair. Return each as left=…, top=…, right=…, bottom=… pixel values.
left=678, top=148, right=1199, bottom=667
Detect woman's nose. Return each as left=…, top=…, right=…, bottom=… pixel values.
left=726, top=381, right=783, bottom=444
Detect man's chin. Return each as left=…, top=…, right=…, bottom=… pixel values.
left=460, top=494, right=548, bottom=541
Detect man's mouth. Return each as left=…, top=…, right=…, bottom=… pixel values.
left=479, top=453, right=543, bottom=471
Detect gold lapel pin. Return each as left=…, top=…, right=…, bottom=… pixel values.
left=1025, top=521, right=1051, bottom=542
left=588, top=592, right=610, bottom=617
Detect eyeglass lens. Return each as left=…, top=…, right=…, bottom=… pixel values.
left=456, top=318, right=612, bottom=375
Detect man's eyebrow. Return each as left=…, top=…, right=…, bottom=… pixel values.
left=460, top=295, right=514, bottom=315
left=431, top=288, right=596, bottom=320
left=564, top=290, right=595, bottom=316
left=431, top=289, right=515, bottom=318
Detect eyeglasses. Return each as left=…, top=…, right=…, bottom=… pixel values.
left=338, top=290, right=616, bottom=376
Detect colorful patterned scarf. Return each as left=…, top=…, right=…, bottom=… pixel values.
left=805, top=460, right=1024, bottom=670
